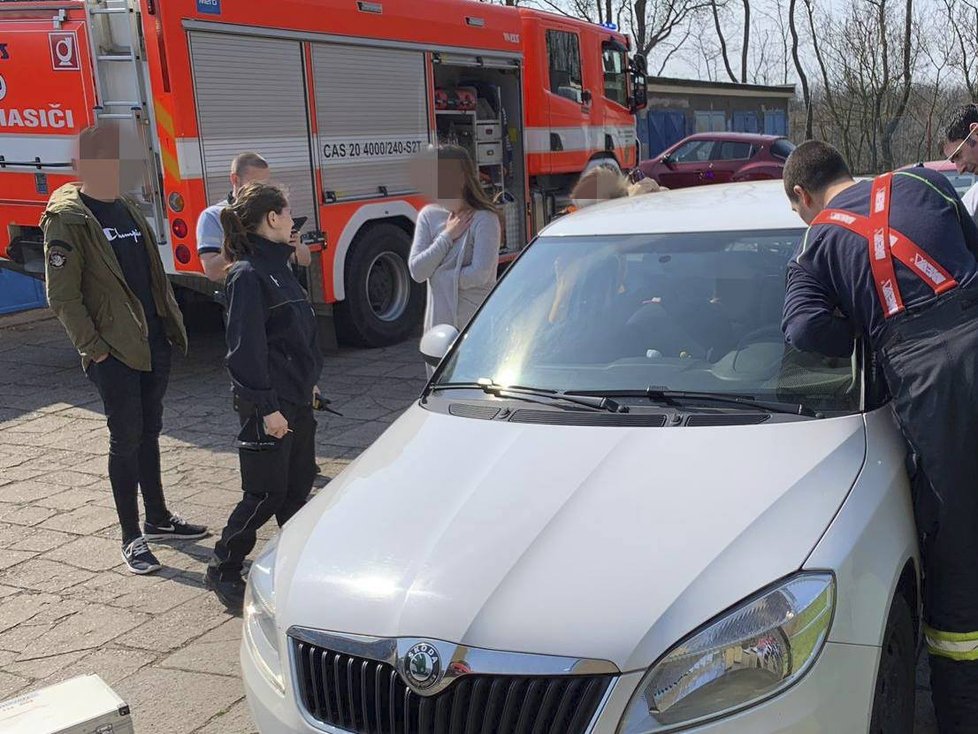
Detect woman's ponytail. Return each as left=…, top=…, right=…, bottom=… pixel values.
left=220, top=206, right=252, bottom=263
left=220, top=182, right=289, bottom=264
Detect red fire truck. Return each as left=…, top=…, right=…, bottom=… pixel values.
left=0, top=0, right=647, bottom=346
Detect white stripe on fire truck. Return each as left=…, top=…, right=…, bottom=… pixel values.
left=525, top=125, right=637, bottom=155
left=0, top=134, right=76, bottom=167
left=171, top=125, right=638, bottom=181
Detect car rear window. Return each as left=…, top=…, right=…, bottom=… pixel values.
left=771, top=139, right=796, bottom=161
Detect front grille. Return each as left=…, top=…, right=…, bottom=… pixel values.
left=293, top=640, right=612, bottom=734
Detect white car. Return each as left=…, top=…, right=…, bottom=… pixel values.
left=242, top=181, right=921, bottom=734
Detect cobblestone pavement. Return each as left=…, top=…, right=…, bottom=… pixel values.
left=0, top=310, right=938, bottom=732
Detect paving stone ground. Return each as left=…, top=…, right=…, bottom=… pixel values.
left=0, top=309, right=938, bottom=732
left=0, top=309, right=425, bottom=733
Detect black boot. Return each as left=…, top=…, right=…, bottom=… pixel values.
left=206, top=566, right=246, bottom=615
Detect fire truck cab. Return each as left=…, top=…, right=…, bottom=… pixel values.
left=0, top=0, right=647, bottom=347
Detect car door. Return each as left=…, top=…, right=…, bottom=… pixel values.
left=658, top=140, right=716, bottom=188
left=709, top=140, right=756, bottom=184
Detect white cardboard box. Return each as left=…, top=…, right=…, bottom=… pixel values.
left=0, top=674, right=134, bottom=734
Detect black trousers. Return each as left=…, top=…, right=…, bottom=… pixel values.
left=880, top=286, right=978, bottom=733
left=211, top=400, right=317, bottom=580
left=86, top=339, right=172, bottom=545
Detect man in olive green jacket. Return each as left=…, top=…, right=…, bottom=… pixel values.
left=43, top=123, right=206, bottom=575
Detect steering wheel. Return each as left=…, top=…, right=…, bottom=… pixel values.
left=735, top=325, right=786, bottom=351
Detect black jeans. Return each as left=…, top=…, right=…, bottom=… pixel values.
left=879, top=286, right=978, bottom=733
left=210, top=400, right=317, bottom=580
left=86, top=339, right=172, bottom=545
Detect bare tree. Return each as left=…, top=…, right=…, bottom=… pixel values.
left=708, top=0, right=751, bottom=84
left=942, top=0, right=978, bottom=98
left=710, top=0, right=739, bottom=82
left=740, top=0, right=750, bottom=84
left=788, top=0, right=814, bottom=138
left=630, top=0, right=713, bottom=58
left=880, top=0, right=915, bottom=170
left=756, top=0, right=791, bottom=85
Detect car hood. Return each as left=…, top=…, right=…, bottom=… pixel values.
left=275, top=406, right=866, bottom=671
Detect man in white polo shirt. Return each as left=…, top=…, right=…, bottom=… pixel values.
left=196, top=152, right=311, bottom=281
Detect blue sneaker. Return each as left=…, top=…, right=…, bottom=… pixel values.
left=122, top=537, right=162, bottom=575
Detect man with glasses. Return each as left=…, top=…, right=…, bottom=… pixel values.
left=943, top=103, right=978, bottom=220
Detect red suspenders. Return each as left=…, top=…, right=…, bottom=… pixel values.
left=811, top=172, right=958, bottom=318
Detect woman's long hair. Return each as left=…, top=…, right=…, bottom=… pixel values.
left=437, top=145, right=497, bottom=213
left=220, top=182, right=289, bottom=263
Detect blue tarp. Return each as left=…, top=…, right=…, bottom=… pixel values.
left=0, top=270, right=46, bottom=315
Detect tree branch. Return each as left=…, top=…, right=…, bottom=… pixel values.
left=711, top=0, right=739, bottom=82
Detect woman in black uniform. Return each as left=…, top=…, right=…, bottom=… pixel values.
left=206, top=182, right=323, bottom=614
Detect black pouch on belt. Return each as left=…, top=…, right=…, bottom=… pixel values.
left=233, top=396, right=280, bottom=452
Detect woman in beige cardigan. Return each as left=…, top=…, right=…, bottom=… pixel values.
left=409, top=146, right=501, bottom=340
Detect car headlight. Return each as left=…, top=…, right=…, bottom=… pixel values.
left=245, top=534, right=283, bottom=693
left=619, top=572, right=835, bottom=733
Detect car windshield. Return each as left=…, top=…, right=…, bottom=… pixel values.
left=435, top=230, right=859, bottom=413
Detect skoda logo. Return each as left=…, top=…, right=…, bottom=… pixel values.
left=404, top=642, right=441, bottom=690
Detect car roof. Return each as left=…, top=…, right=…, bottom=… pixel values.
left=541, top=180, right=803, bottom=237
left=901, top=159, right=954, bottom=172
left=680, top=132, right=784, bottom=143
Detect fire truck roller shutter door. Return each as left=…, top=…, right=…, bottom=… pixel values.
left=312, top=42, right=428, bottom=347
left=188, top=33, right=317, bottom=231
left=311, top=43, right=429, bottom=201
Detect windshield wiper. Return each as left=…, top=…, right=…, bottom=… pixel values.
left=430, top=380, right=625, bottom=414
left=567, top=388, right=823, bottom=418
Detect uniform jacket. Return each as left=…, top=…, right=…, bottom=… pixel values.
left=224, top=235, right=323, bottom=416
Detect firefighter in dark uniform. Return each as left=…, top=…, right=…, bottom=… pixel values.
left=781, top=140, right=978, bottom=732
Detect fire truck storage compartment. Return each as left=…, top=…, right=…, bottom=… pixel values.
left=433, top=57, right=526, bottom=251
left=309, top=41, right=428, bottom=348
left=188, top=32, right=317, bottom=229
left=311, top=43, right=429, bottom=202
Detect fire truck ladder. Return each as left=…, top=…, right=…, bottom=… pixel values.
left=83, top=0, right=167, bottom=246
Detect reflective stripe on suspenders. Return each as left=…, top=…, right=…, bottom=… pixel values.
left=811, top=172, right=959, bottom=318
left=867, top=173, right=903, bottom=316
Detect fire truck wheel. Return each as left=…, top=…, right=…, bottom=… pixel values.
left=335, top=223, right=423, bottom=348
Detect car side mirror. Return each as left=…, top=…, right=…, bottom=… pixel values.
left=420, top=324, right=460, bottom=368
left=582, top=90, right=593, bottom=105
left=630, top=54, right=648, bottom=112
left=661, top=154, right=676, bottom=168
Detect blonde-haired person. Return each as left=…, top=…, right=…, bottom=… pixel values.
left=628, top=177, right=667, bottom=197
left=562, top=164, right=629, bottom=215
left=409, top=146, right=501, bottom=356
left=548, top=165, right=630, bottom=323
left=206, top=181, right=323, bottom=615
